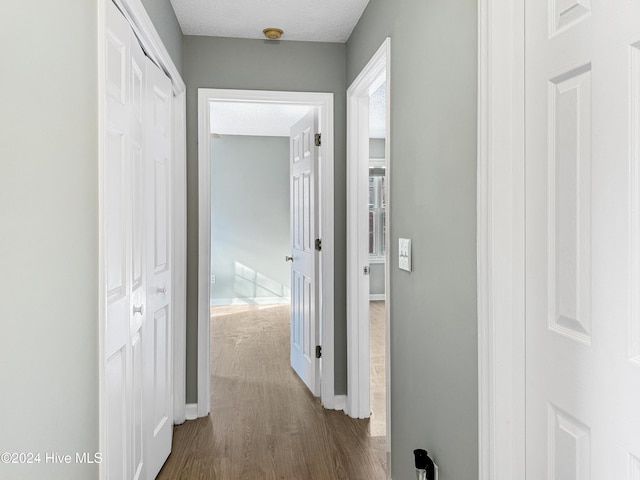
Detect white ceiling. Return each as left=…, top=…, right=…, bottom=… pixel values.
left=170, top=0, right=370, bottom=43
left=210, top=84, right=386, bottom=138
left=369, top=82, right=386, bottom=139
left=210, top=101, right=311, bottom=137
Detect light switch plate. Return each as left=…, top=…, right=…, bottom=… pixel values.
left=398, top=238, right=411, bottom=272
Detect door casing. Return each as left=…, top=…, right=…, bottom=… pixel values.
left=477, top=0, right=527, bottom=478
left=197, top=88, right=336, bottom=414
left=346, top=37, right=391, bottom=471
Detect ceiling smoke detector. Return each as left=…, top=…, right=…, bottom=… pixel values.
left=263, top=28, right=284, bottom=40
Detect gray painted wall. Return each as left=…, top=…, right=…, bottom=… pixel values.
left=0, top=2, right=182, bottom=479
left=348, top=1, right=478, bottom=479
left=370, top=137, right=386, bottom=158
left=140, top=0, right=184, bottom=74
left=210, top=136, right=291, bottom=304
left=369, top=263, right=385, bottom=296
left=183, top=36, right=348, bottom=402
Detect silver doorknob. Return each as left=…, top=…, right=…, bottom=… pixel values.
left=285, top=256, right=293, bottom=262
left=133, top=304, right=144, bottom=315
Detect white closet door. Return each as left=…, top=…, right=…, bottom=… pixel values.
left=104, top=2, right=174, bottom=479
left=104, top=1, right=134, bottom=478
left=144, top=57, right=173, bottom=480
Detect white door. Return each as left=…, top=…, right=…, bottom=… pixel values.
left=289, top=110, right=320, bottom=395
left=105, top=2, right=143, bottom=478
left=129, top=25, right=148, bottom=480
left=104, top=2, right=173, bottom=479
left=525, top=1, right=640, bottom=478
left=144, top=56, right=173, bottom=479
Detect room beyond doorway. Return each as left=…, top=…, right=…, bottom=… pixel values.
left=197, top=88, right=337, bottom=415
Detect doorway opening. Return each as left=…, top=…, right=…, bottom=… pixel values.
left=346, top=37, right=391, bottom=467
left=197, top=89, right=336, bottom=415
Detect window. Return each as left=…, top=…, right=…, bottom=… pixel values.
left=369, top=161, right=386, bottom=262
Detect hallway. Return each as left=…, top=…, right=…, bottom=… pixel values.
left=157, top=304, right=386, bottom=479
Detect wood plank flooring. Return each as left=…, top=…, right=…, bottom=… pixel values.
left=157, top=304, right=386, bottom=479
left=369, top=300, right=386, bottom=437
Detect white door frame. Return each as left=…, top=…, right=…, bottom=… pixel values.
left=196, top=88, right=336, bottom=415
left=98, top=0, right=187, bottom=477
left=477, top=0, right=526, bottom=478
left=346, top=36, right=391, bottom=455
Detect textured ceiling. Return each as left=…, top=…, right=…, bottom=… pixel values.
left=170, top=0, right=370, bottom=43
left=210, top=101, right=312, bottom=137
left=209, top=84, right=385, bottom=139
left=369, top=82, right=386, bottom=139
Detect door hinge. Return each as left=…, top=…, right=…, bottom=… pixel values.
left=315, top=238, right=322, bottom=251
left=315, top=345, right=322, bottom=359
left=314, top=133, right=322, bottom=147
left=364, top=265, right=370, bottom=275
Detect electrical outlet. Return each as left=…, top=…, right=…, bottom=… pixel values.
left=211, top=275, right=216, bottom=284
left=398, top=238, right=412, bottom=272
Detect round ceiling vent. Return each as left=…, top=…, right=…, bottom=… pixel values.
left=263, top=28, right=284, bottom=40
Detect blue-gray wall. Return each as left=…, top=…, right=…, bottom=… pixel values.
left=0, top=2, right=183, bottom=479
left=140, top=0, right=184, bottom=74
left=348, top=1, right=478, bottom=479
left=183, top=36, right=348, bottom=402
left=210, top=136, right=291, bottom=304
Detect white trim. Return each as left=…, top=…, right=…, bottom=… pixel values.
left=172, top=90, right=187, bottom=425
left=347, top=38, right=392, bottom=475
left=346, top=37, right=390, bottom=421
left=210, top=297, right=291, bottom=306
left=369, top=294, right=386, bottom=301
left=97, top=4, right=107, bottom=479
left=333, top=395, right=347, bottom=411
left=185, top=404, right=199, bottom=421
left=99, top=0, right=187, bottom=476
left=198, top=88, right=335, bottom=415
left=477, top=0, right=525, bottom=479
left=197, top=90, right=212, bottom=418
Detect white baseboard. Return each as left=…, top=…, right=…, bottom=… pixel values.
left=369, top=294, right=386, bottom=301
left=333, top=395, right=347, bottom=411
left=185, top=403, right=199, bottom=420
left=210, top=297, right=291, bottom=306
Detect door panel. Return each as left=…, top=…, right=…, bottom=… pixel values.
left=106, top=349, right=128, bottom=480
left=129, top=30, right=147, bottom=480
left=290, top=110, right=320, bottom=395
left=144, top=56, right=173, bottom=480
left=525, top=0, right=640, bottom=478
left=105, top=3, right=132, bottom=479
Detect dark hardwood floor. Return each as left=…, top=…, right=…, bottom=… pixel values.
left=157, top=304, right=386, bottom=479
